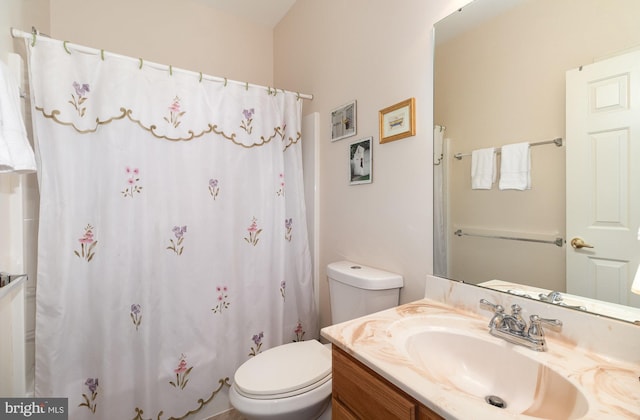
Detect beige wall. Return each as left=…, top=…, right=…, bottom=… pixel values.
left=435, top=0, right=640, bottom=291
left=274, top=0, right=472, bottom=328
left=49, top=0, right=275, bottom=86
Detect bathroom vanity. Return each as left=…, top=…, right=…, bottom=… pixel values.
left=332, top=345, right=441, bottom=420
left=321, top=276, right=640, bottom=419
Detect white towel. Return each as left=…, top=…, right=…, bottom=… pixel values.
left=471, top=147, right=496, bottom=189
left=0, top=59, right=36, bottom=173
left=499, top=142, right=530, bottom=190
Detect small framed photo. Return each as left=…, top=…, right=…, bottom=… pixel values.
left=331, top=100, right=357, bottom=141
left=349, top=137, right=372, bottom=185
left=379, top=98, right=416, bottom=143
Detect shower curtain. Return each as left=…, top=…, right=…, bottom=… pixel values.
left=26, top=37, right=316, bottom=419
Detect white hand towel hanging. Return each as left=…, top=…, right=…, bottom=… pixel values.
left=471, top=147, right=496, bottom=189
left=499, top=142, right=530, bottom=190
left=0, top=59, right=36, bottom=173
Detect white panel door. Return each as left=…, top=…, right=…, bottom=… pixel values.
left=566, top=49, right=640, bottom=308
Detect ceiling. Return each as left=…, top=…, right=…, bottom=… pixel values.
left=200, top=0, right=298, bottom=28
left=435, top=0, right=529, bottom=45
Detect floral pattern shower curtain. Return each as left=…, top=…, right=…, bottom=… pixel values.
left=26, top=37, right=316, bottom=419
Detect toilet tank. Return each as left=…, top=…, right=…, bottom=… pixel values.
left=327, top=261, right=403, bottom=324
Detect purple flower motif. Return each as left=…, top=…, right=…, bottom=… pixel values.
left=73, top=82, right=90, bottom=98
left=172, top=225, right=187, bottom=239
left=285, top=218, right=293, bottom=242
left=242, top=108, right=255, bottom=120
left=280, top=281, right=286, bottom=299
left=249, top=331, right=264, bottom=356
left=130, top=304, right=142, bottom=330
left=85, top=378, right=98, bottom=393
left=240, top=108, right=255, bottom=134
left=208, top=178, right=220, bottom=199
left=79, top=377, right=99, bottom=413
left=167, top=226, right=187, bottom=255
left=69, top=82, right=90, bottom=117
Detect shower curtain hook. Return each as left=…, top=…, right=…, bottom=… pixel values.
left=199, top=72, right=203, bottom=82
left=245, top=81, right=249, bottom=91
left=31, top=32, right=36, bottom=47
left=296, top=92, right=300, bottom=101
left=169, top=65, right=173, bottom=76
left=100, top=49, right=105, bottom=61
left=138, top=58, right=143, bottom=69
left=63, top=41, right=71, bottom=54
left=224, top=77, right=227, bottom=87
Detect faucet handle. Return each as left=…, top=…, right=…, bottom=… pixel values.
left=480, top=299, right=504, bottom=313
left=539, top=291, right=563, bottom=303
left=480, top=299, right=505, bottom=329
left=527, top=315, right=563, bottom=340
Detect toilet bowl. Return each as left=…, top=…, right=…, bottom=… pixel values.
left=229, top=340, right=333, bottom=420
left=229, top=261, right=403, bottom=420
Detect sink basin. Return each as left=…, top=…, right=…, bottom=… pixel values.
left=404, top=327, right=589, bottom=419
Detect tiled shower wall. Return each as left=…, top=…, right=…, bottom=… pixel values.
left=0, top=55, right=39, bottom=396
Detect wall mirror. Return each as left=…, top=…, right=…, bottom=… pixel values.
left=433, top=0, right=640, bottom=324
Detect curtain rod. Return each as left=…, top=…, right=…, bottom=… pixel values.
left=10, top=27, right=313, bottom=101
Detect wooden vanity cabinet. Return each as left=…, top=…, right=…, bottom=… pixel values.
left=332, top=346, right=443, bottom=420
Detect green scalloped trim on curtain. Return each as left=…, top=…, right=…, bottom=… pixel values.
left=35, top=106, right=301, bottom=149
left=132, top=377, right=230, bottom=420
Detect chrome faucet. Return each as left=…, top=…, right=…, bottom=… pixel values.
left=480, top=299, right=562, bottom=352
left=538, top=291, right=587, bottom=311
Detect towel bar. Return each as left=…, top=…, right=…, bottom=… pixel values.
left=454, top=137, right=562, bottom=160
left=454, top=229, right=564, bottom=247
left=0, top=273, right=28, bottom=288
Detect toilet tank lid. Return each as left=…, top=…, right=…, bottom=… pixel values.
left=327, top=261, right=403, bottom=290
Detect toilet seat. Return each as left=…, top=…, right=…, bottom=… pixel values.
left=233, top=340, right=332, bottom=399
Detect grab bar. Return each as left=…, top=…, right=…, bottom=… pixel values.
left=454, top=137, right=562, bottom=160
left=454, top=229, right=564, bottom=247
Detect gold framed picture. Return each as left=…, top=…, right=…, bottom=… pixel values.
left=379, top=98, right=416, bottom=143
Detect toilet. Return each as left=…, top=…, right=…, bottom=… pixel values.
left=229, top=260, right=403, bottom=420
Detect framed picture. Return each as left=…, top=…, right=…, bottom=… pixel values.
left=331, top=100, right=357, bottom=141
left=379, top=98, right=416, bottom=143
left=349, top=137, right=372, bottom=185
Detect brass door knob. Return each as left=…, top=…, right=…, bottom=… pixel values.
left=570, top=237, right=594, bottom=249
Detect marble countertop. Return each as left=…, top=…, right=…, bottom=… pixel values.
left=321, top=298, right=640, bottom=419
